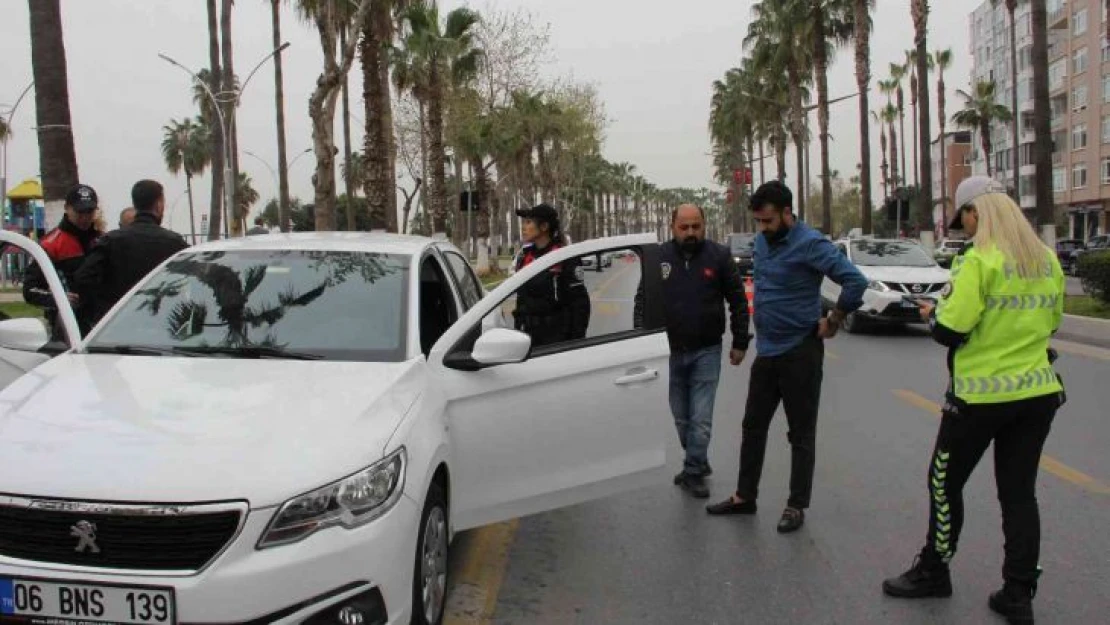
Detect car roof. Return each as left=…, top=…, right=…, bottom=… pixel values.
left=182, top=232, right=450, bottom=256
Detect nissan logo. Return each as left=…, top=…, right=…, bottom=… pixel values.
left=911, top=284, right=923, bottom=293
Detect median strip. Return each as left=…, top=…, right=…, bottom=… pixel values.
left=444, top=520, right=519, bottom=625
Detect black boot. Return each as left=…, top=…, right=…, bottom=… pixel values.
left=989, top=580, right=1036, bottom=624
left=882, top=547, right=953, bottom=598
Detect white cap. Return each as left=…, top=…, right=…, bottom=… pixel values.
left=950, top=176, right=1008, bottom=230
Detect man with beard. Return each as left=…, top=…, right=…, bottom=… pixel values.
left=706, top=181, right=866, bottom=533
left=646, top=203, right=751, bottom=499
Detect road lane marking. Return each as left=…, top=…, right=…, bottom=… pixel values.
left=444, top=519, right=519, bottom=625
left=892, top=389, right=1110, bottom=495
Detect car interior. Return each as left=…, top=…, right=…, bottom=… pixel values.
left=419, top=257, right=460, bottom=356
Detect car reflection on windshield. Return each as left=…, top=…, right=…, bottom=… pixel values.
left=850, top=240, right=936, bottom=268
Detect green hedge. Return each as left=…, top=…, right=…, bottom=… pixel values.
left=1077, top=250, right=1110, bottom=304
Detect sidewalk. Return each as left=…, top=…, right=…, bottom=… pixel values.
left=1057, top=313, right=1110, bottom=349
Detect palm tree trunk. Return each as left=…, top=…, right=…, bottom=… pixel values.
left=220, top=0, right=240, bottom=236
left=981, top=120, right=993, bottom=177
left=1031, top=1, right=1054, bottom=234
left=1009, top=3, right=1020, bottom=202
left=775, top=130, right=787, bottom=181
left=814, top=4, right=833, bottom=234
left=914, top=0, right=934, bottom=233
left=27, top=0, right=79, bottom=227
left=855, top=0, right=873, bottom=235
left=418, top=102, right=429, bottom=233
left=340, top=27, right=355, bottom=231
left=898, top=89, right=907, bottom=186
left=911, top=78, right=919, bottom=188
left=427, top=64, right=449, bottom=236
left=271, top=0, right=291, bottom=234
left=890, top=121, right=900, bottom=189
left=938, top=73, right=948, bottom=235
left=374, top=0, right=398, bottom=232
left=787, top=67, right=807, bottom=221
left=205, top=0, right=224, bottom=241
left=361, top=8, right=390, bottom=231
left=186, top=171, right=197, bottom=245
left=758, top=137, right=766, bottom=186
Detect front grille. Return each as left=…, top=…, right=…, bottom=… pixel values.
left=882, top=281, right=945, bottom=295
left=0, top=498, right=243, bottom=571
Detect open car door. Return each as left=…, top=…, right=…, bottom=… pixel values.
left=0, top=230, right=81, bottom=391
left=429, top=234, right=672, bottom=530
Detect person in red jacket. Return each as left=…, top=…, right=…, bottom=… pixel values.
left=22, top=183, right=104, bottom=341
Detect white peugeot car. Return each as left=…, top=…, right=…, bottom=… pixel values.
left=820, top=237, right=951, bottom=333
left=0, top=230, right=670, bottom=624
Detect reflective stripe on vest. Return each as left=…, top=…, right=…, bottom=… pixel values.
left=984, top=294, right=1059, bottom=311
left=953, top=366, right=1058, bottom=395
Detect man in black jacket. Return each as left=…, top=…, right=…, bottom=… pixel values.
left=644, top=204, right=751, bottom=498
left=75, top=180, right=188, bottom=324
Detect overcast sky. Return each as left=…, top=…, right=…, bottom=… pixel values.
left=1, top=0, right=974, bottom=235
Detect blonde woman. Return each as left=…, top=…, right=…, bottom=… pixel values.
left=882, top=176, right=1066, bottom=625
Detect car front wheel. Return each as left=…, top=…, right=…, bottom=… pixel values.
left=412, top=483, right=448, bottom=625
left=843, top=311, right=866, bottom=334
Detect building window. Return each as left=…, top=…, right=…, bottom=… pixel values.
left=1103, top=39, right=1110, bottom=63
left=1074, top=47, right=1089, bottom=74
left=1050, top=58, right=1067, bottom=91
left=1054, top=167, right=1066, bottom=193
left=1075, top=8, right=1088, bottom=37
left=1073, top=163, right=1088, bottom=189
left=1073, top=123, right=1088, bottom=150
left=1103, top=116, right=1110, bottom=144
left=1105, top=75, right=1110, bottom=102
left=1073, top=85, right=1089, bottom=109
left=1103, top=158, right=1110, bottom=184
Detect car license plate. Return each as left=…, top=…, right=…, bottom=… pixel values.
left=0, top=577, right=174, bottom=624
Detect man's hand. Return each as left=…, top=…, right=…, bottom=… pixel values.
left=817, top=311, right=842, bottom=339
left=917, top=300, right=936, bottom=322
left=729, top=349, right=746, bottom=366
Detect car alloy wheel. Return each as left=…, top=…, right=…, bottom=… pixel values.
left=413, top=483, right=448, bottom=625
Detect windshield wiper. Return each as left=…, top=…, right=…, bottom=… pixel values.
left=84, top=344, right=192, bottom=357
left=171, top=345, right=324, bottom=360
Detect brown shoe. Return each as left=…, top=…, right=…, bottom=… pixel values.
left=777, top=507, right=805, bottom=533
left=706, top=496, right=757, bottom=515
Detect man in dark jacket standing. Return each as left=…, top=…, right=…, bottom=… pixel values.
left=23, top=183, right=104, bottom=340
left=656, top=203, right=751, bottom=498
left=707, top=181, right=867, bottom=533
left=75, top=180, right=188, bottom=324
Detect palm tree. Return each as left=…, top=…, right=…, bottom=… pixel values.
left=1031, top=0, right=1054, bottom=232
left=953, top=80, right=1013, bottom=178
left=162, top=117, right=211, bottom=244
left=205, top=0, right=225, bottom=240
left=27, top=0, right=79, bottom=221
left=342, top=151, right=368, bottom=195
left=220, top=0, right=243, bottom=236
left=298, top=0, right=375, bottom=231
left=854, top=0, right=876, bottom=234
left=236, top=172, right=260, bottom=223
left=889, top=62, right=908, bottom=188
left=934, top=48, right=953, bottom=233
left=878, top=79, right=901, bottom=187
left=872, top=110, right=889, bottom=198
left=912, top=0, right=934, bottom=233
left=360, top=0, right=399, bottom=232
left=810, top=0, right=855, bottom=234
left=397, top=3, right=483, bottom=236
left=268, top=0, right=292, bottom=233
left=1001, top=0, right=1021, bottom=195
left=906, top=49, right=920, bottom=188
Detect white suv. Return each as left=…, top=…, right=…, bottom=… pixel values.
left=821, top=238, right=950, bottom=333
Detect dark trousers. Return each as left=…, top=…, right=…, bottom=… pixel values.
left=925, top=393, right=1058, bottom=584
left=735, top=335, right=824, bottom=509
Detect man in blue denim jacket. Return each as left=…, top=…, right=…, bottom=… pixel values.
left=707, top=181, right=866, bottom=533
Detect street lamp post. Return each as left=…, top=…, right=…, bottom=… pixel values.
left=158, top=43, right=289, bottom=239
left=1, top=81, right=35, bottom=225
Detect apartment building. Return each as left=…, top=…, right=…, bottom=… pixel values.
left=968, top=0, right=1106, bottom=240
left=930, top=131, right=973, bottom=236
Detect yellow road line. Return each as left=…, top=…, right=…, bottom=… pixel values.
left=444, top=520, right=519, bottom=625
left=892, top=389, right=1110, bottom=495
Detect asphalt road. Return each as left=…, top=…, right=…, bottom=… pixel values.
left=448, top=261, right=1110, bottom=625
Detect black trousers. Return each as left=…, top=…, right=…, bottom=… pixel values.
left=925, top=393, right=1058, bottom=584
left=735, top=335, right=824, bottom=509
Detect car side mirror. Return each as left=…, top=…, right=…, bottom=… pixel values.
left=0, top=317, right=50, bottom=353
left=471, top=328, right=531, bottom=366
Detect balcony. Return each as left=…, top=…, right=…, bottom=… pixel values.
left=1048, top=3, right=1068, bottom=29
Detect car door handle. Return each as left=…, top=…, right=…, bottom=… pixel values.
left=614, top=368, right=658, bottom=385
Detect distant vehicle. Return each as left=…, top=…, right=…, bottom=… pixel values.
left=726, top=232, right=757, bottom=275
left=1073, top=234, right=1109, bottom=276
left=1055, top=238, right=1085, bottom=275
left=821, top=237, right=950, bottom=333
left=933, top=238, right=968, bottom=268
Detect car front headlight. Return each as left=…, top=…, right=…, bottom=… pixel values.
left=258, top=447, right=406, bottom=548
left=867, top=280, right=890, bottom=292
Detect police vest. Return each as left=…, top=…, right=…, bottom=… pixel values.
left=937, top=245, right=1064, bottom=405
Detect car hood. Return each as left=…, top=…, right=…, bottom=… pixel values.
left=0, top=354, right=423, bottom=507
left=857, top=265, right=950, bottom=284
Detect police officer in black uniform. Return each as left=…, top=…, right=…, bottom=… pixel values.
left=512, top=204, right=590, bottom=348
left=75, top=180, right=188, bottom=324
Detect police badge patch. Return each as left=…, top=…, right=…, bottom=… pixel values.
left=661, top=262, right=672, bottom=280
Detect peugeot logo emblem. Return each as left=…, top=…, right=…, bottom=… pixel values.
left=911, top=284, right=924, bottom=293
left=71, top=520, right=100, bottom=554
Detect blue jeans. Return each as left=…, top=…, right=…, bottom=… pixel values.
left=669, top=344, right=722, bottom=476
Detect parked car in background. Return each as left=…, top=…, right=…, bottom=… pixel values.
left=1073, top=234, right=1109, bottom=274
left=1055, top=238, right=1085, bottom=275
left=933, top=238, right=968, bottom=268
left=726, top=232, right=756, bottom=275
left=821, top=237, right=950, bottom=333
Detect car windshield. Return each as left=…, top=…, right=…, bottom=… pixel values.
left=729, top=235, right=755, bottom=253
left=851, top=240, right=936, bottom=267
left=86, top=249, right=410, bottom=362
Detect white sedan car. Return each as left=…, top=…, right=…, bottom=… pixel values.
left=820, top=237, right=950, bottom=333
left=0, top=231, right=670, bottom=624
